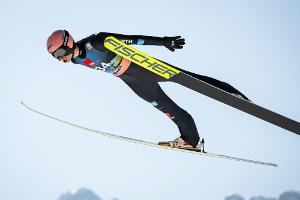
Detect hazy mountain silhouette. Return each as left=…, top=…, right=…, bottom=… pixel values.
left=279, top=191, right=300, bottom=200
left=57, top=188, right=299, bottom=200
left=225, top=191, right=300, bottom=200
left=58, top=188, right=101, bottom=200
left=225, top=194, right=245, bottom=200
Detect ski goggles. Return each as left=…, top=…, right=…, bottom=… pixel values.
left=51, top=30, right=76, bottom=59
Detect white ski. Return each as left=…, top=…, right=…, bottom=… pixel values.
left=21, top=102, right=277, bottom=167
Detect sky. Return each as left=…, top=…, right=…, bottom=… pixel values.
left=1, top=0, right=300, bottom=200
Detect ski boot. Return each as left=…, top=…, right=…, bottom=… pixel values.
left=158, top=137, right=205, bottom=152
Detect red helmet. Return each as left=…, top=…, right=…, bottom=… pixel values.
left=46, top=30, right=76, bottom=59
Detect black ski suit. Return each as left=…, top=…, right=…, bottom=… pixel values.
left=71, top=32, right=249, bottom=147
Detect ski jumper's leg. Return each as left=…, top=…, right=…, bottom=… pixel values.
left=156, top=59, right=250, bottom=101
left=179, top=68, right=250, bottom=101
left=119, top=73, right=200, bottom=147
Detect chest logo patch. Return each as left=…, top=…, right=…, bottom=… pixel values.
left=84, top=58, right=95, bottom=67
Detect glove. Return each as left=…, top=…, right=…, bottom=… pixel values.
left=163, top=36, right=185, bottom=52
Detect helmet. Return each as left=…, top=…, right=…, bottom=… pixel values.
left=46, top=30, right=76, bottom=59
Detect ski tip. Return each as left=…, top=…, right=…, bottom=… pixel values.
left=20, top=101, right=28, bottom=108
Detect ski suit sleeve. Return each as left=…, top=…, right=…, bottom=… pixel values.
left=90, top=32, right=185, bottom=52
left=95, top=32, right=165, bottom=46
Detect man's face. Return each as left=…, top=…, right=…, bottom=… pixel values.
left=47, top=32, right=75, bottom=63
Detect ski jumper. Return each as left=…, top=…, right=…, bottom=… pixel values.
left=71, top=32, right=248, bottom=147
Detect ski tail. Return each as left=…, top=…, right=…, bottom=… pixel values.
left=157, top=60, right=251, bottom=102
left=204, top=151, right=277, bottom=167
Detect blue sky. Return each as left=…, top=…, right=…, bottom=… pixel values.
left=1, top=0, right=300, bottom=200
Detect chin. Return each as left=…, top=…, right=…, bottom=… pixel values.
left=63, top=59, right=71, bottom=63
left=62, top=56, right=72, bottom=63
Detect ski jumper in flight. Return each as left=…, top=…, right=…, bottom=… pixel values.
left=46, top=30, right=250, bottom=149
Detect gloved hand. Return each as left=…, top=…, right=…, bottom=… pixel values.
left=163, top=36, right=185, bottom=52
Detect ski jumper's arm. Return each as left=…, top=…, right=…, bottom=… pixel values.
left=91, top=32, right=185, bottom=52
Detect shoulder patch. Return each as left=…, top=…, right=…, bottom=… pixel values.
left=86, top=42, right=93, bottom=50
left=137, top=39, right=145, bottom=45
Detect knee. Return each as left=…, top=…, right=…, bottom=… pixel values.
left=176, top=110, right=195, bottom=128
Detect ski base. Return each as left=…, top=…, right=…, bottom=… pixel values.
left=21, top=102, right=277, bottom=167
